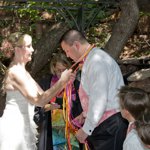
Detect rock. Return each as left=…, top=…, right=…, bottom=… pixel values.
left=129, top=77, right=150, bottom=92
left=127, top=68, right=150, bottom=81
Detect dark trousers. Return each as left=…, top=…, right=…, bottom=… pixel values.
left=87, top=112, right=128, bottom=150
left=38, top=112, right=53, bottom=150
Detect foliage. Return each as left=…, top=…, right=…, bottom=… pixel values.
left=1, top=1, right=149, bottom=65
left=140, top=12, right=150, bottom=17
left=0, top=1, right=114, bottom=59
left=1, top=1, right=114, bottom=29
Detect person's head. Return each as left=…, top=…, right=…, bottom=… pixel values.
left=135, top=111, right=150, bottom=148
left=50, top=52, right=72, bottom=78
left=7, top=32, right=34, bottom=63
left=60, top=29, right=88, bottom=62
left=118, top=86, right=150, bottom=122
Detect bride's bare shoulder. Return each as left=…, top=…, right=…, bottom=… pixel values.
left=8, top=65, right=25, bottom=78
left=4, top=66, right=25, bottom=90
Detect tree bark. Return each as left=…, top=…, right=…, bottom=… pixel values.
left=137, top=0, right=150, bottom=13
left=105, top=0, right=139, bottom=60
left=30, top=22, right=69, bottom=77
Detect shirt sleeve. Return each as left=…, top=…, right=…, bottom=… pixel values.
left=82, top=56, right=109, bottom=135
left=123, top=130, right=147, bottom=150
left=123, top=139, right=145, bottom=150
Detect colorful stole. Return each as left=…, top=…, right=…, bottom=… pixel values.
left=70, top=44, right=95, bottom=71
left=50, top=75, right=77, bottom=147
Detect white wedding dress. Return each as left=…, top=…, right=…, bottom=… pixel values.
left=0, top=90, right=38, bottom=150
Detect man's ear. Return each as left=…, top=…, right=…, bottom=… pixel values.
left=74, top=41, right=80, bottom=49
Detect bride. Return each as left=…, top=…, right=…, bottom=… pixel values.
left=0, top=33, right=73, bottom=150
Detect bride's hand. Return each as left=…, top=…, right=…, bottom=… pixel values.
left=60, top=69, right=73, bottom=84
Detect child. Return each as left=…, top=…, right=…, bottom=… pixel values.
left=118, top=86, right=150, bottom=150
left=135, top=110, right=150, bottom=148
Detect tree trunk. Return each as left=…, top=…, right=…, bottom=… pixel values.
left=137, top=0, right=150, bottom=13
left=105, top=0, right=139, bottom=60
left=30, top=22, right=69, bottom=77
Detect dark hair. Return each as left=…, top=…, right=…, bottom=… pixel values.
left=118, top=86, right=150, bottom=120
left=60, top=29, right=87, bottom=46
left=135, top=112, right=150, bottom=146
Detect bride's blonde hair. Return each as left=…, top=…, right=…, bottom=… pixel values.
left=1, top=33, right=31, bottom=92
left=8, top=32, right=31, bottom=47
left=1, top=32, right=31, bottom=59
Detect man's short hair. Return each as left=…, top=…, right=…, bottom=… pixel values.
left=60, top=29, right=87, bottom=46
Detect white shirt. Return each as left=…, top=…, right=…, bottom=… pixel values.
left=123, top=129, right=149, bottom=150
left=80, top=47, right=124, bottom=135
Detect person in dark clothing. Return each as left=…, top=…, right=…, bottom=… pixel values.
left=34, top=52, right=83, bottom=150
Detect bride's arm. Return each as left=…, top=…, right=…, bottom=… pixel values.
left=8, top=68, right=72, bottom=107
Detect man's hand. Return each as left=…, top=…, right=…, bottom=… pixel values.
left=44, top=103, right=60, bottom=112
left=75, top=128, right=88, bottom=143
left=72, top=113, right=85, bottom=126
